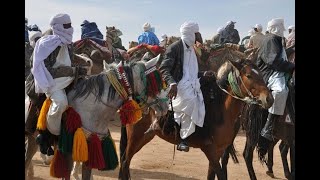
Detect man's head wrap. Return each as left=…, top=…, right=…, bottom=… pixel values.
left=288, top=25, right=295, bottom=32
left=143, top=22, right=151, bottom=32
left=49, top=13, right=73, bottom=44
left=29, top=31, right=42, bottom=48
left=180, top=21, right=199, bottom=47
left=254, top=24, right=263, bottom=33
left=267, top=18, right=286, bottom=37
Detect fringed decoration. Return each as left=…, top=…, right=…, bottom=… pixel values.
left=58, top=121, right=73, bottom=154
left=85, top=134, right=105, bottom=169
left=50, top=148, right=69, bottom=178
left=119, top=99, right=142, bottom=125
left=99, top=135, right=119, bottom=171
left=65, top=107, right=82, bottom=133
left=146, top=70, right=164, bottom=97
left=72, top=128, right=88, bottom=162
left=36, top=98, right=52, bottom=130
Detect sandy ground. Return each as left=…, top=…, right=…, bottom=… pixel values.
left=29, top=120, right=291, bottom=180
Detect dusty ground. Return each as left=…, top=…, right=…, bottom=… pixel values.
left=29, top=120, right=291, bottom=180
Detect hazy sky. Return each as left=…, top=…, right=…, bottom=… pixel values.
left=26, top=0, right=295, bottom=49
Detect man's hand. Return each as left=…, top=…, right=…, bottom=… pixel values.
left=168, top=84, right=177, bottom=100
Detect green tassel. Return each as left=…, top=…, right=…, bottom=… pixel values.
left=99, top=135, right=119, bottom=171
left=58, top=122, right=74, bottom=154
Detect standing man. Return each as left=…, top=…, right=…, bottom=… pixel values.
left=159, top=21, right=213, bottom=152
left=256, top=18, right=295, bottom=141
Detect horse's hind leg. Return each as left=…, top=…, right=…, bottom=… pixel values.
left=266, top=140, right=278, bottom=178
left=25, top=134, right=37, bottom=180
left=279, top=141, right=291, bottom=179
left=81, top=162, right=93, bottom=180
left=290, top=142, right=295, bottom=180
left=243, top=138, right=257, bottom=180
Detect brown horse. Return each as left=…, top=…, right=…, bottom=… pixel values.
left=118, top=45, right=274, bottom=180
left=219, top=49, right=295, bottom=180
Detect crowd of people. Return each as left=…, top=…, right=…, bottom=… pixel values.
left=25, top=14, right=295, bottom=156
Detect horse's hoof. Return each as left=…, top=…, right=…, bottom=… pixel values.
left=266, top=171, right=275, bottom=178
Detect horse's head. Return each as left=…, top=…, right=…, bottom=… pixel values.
left=102, top=55, right=168, bottom=116
left=129, top=41, right=138, bottom=49
left=216, top=58, right=274, bottom=109
left=167, top=36, right=180, bottom=46
left=130, top=54, right=168, bottom=116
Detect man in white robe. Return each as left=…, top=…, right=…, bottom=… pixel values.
left=159, top=21, right=213, bottom=152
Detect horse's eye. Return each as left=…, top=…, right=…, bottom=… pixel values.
left=246, top=74, right=252, bottom=78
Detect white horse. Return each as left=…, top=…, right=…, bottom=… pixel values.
left=25, top=55, right=168, bottom=180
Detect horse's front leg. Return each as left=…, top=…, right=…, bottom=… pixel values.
left=82, top=162, right=93, bottom=180
left=290, top=142, right=295, bottom=180
left=279, top=141, right=291, bottom=179
left=243, top=138, right=257, bottom=180
left=221, top=146, right=231, bottom=180
left=202, top=146, right=225, bottom=180
left=266, top=140, right=278, bottom=178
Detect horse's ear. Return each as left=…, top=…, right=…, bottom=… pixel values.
left=228, top=59, right=243, bottom=71
left=145, top=54, right=162, bottom=69
left=103, top=60, right=109, bottom=71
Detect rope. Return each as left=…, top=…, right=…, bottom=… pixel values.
left=82, top=126, right=110, bottom=141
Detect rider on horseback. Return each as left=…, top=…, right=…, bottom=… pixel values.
left=159, top=21, right=214, bottom=152
left=27, top=13, right=87, bottom=154
left=256, top=18, right=295, bottom=141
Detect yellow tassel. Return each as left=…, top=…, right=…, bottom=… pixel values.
left=36, top=98, right=52, bottom=130
left=131, top=99, right=142, bottom=123
left=72, top=128, right=88, bottom=162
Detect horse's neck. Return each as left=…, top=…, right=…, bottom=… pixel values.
left=223, top=88, right=244, bottom=124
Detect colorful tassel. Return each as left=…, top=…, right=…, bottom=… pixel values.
left=85, top=134, right=105, bottom=169
left=119, top=99, right=142, bottom=125
left=99, top=135, right=119, bottom=171
left=58, top=122, right=74, bottom=154
left=65, top=107, right=82, bottom=133
left=36, top=98, right=52, bottom=130
left=50, top=148, right=69, bottom=178
left=72, top=128, right=88, bottom=162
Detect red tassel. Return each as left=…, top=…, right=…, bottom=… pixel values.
left=50, top=149, right=69, bottom=178
left=147, top=73, right=159, bottom=97
left=85, top=134, right=105, bottom=169
left=65, top=107, right=82, bottom=134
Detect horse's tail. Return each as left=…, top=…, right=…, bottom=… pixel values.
left=229, top=144, right=239, bottom=164
left=257, top=136, right=271, bottom=164
left=119, top=125, right=128, bottom=161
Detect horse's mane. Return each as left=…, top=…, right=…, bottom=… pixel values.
left=72, top=61, right=145, bottom=103
left=72, top=74, right=115, bottom=103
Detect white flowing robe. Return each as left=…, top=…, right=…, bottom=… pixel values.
left=267, top=47, right=289, bottom=115
left=173, top=41, right=205, bottom=139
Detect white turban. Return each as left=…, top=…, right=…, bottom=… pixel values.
left=161, top=34, right=167, bottom=39
left=288, top=25, right=295, bottom=32
left=254, top=24, right=263, bottom=33
left=267, top=18, right=286, bottom=37
left=143, top=22, right=151, bottom=31
left=180, top=21, right=199, bottom=47
left=29, top=31, right=42, bottom=47
left=49, top=13, right=73, bottom=44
